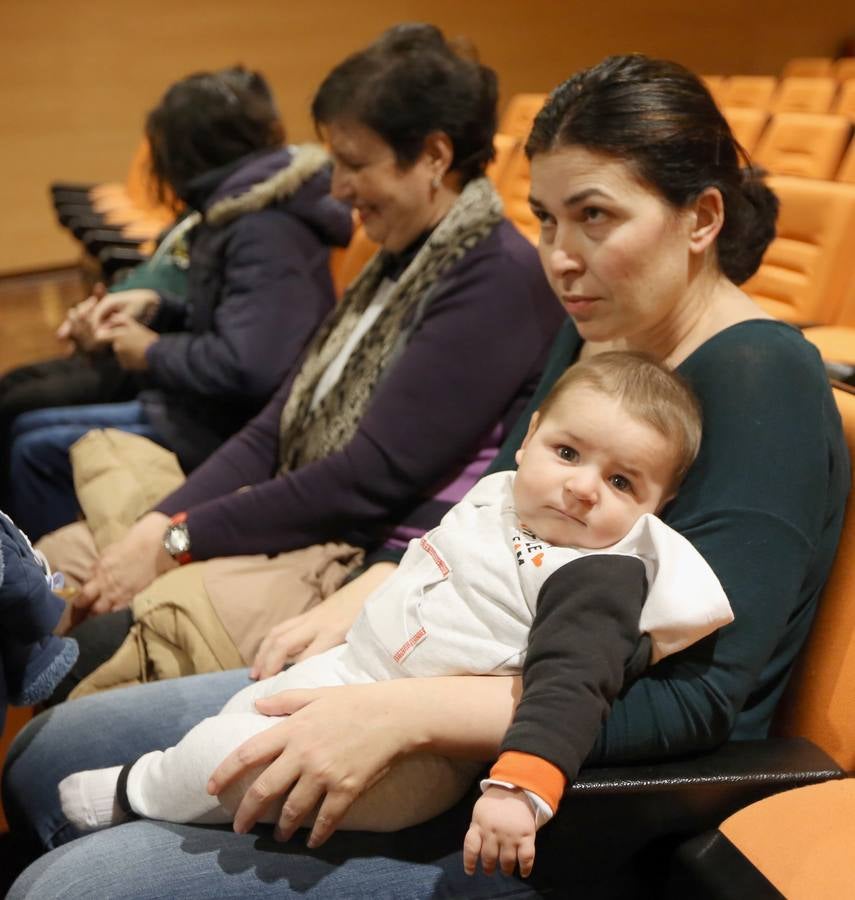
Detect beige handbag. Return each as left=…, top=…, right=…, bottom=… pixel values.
left=63, top=428, right=363, bottom=697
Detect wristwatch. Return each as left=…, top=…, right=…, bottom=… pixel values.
left=162, top=512, right=192, bottom=565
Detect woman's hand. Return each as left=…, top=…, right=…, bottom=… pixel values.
left=89, top=289, right=160, bottom=330
left=76, top=512, right=176, bottom=615
left=208, top=673, right=521, bottom=848
left=96, top=315, right=159, bottom=371
left=207, top=682, right=416, bottom=848
left=250, top=562, right=398, bottom=679
left=56, top=283, right=108, bottom=353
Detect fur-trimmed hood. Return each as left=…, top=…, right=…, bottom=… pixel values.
left=204, top=144, right=351, bottom=247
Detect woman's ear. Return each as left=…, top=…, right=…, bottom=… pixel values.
left=514, top=412, right=540, bottom=466
left=421, top=131, right=454, bottom=184
left=688, top=187, right=725, bottom=255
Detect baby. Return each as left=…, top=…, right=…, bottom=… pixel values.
left=59, top=351, right=732, bottom=877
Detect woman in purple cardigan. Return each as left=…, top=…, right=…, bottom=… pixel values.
left=34, top=24, right=562, bottom=698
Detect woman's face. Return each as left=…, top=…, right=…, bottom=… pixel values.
left=529, top=146, right=697, bottom=346
left=326, top=120, right=443, bottom=253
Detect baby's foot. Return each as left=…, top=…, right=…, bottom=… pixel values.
left=59, top=766, right=129, bottom=831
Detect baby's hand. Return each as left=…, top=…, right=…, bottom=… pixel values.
left=463, top=784, right=536, bottom=878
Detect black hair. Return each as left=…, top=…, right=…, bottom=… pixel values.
left=526, top=54, right=779, bottom=284
left=311, top=23, right=497, bottom=184
left=146, top=65, right=284, bottom=203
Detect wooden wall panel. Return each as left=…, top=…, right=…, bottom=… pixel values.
left=1, top=0, right=851, bottom=274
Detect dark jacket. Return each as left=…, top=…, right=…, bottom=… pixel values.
left=141, top=145, right=352, bottom=471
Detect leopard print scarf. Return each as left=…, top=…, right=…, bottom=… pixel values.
left=277, top=176, right=503, bottom=473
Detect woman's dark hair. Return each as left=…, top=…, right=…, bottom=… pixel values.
left=146, top=65, right=284, bottom=203
left=311, top=23, right=497, bottom=185
left=526, top=54, right=779, bottom=284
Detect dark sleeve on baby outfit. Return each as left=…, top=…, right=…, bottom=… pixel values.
left=500, top=554, right=648, bottom=782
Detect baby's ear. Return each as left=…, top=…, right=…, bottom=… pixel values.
left=515, top=413, right=539, bottom=465
left=657, top=489, right=677, bottom=513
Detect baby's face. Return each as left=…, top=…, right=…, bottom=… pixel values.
left=513, top=384, right=678, bottom=549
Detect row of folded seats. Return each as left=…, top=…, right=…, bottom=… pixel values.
left=703, top=73, right=855, bottom=116
left=50, top=139, right=181, bottom=278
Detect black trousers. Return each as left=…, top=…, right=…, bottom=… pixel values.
left=43, top=608, right=134, bottom=706
left=0, top=353, right=140, bottom=508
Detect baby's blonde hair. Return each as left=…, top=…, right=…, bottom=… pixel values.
left=537, top=350, right=702, bottom=491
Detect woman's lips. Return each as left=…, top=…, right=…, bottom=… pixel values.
left=561, top=295, right=599, bottom=317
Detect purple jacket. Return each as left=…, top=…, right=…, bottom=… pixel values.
left=157, top=218, right=564, bottom=559
left=141, top=147, right=353, bottom=471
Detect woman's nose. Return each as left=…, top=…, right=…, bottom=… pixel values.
left=548, top=246, right=584, bottom=282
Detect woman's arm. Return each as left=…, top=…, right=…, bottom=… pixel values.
left=250, top=561, right=398, bottom=678
left=208, top=674, right=522, bottom=846
left=159, top=231, right=562, bottom=561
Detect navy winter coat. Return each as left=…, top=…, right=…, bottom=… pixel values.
left=140, top=145, right=352, bottom=470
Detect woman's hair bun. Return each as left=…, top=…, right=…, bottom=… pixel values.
left=717, top=166, right=780, bottom=284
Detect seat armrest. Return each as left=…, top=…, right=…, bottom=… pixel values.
left=57, top=205, right=100, bottom=229
left=50, top=181, right=96, bottom=196
left=99, top=246, right=147, bottom=280
left=534, top=738, right=843, bottom=881
left=572, top=737, right=842, bottom=798
left=82, top=230, right=144, bottom=257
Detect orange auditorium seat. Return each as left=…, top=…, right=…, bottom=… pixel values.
left=701, top=75, right=728, bottom=108
left=753, top=113, right=852, bottom=179
left=486, top=133, right=521, bottom=191
left=744, top=176, right=855, bottom=325
left=498, top=93, right=547, bottom=141
left=722, top=107, right=769, bottom=154
left=721, top=76, right=778, bottom=109
left=833, top=57, right=855, bottom=82
left=833, top=79, right=855, bottom=120
left=329, top=221, right=380, bottom=299
left=782, top=56, right=835, bottom=78
left=495, top=144, right=538, bottom=244
left=838, top=138, right=855, bottom=183
left=669, top=386, right=855, bottom=900
left=803, top=275, right=855, bottom=362
left=771, top=77, right=837, bottom=114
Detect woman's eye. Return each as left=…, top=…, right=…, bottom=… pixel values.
left=558, top=446, right=578, bottom=462
left=582, top=206, right=605, bottom=223
left=609, top=474, right=632, bottom=493
left=335, top=157, right=363, bottom=173
left=531, top=207, right=554, bottom=226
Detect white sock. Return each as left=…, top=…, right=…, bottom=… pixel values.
left=59, top=766, right=130, bottom=831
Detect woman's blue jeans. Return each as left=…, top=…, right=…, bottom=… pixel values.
left=3, top=670, right=546, bottom=899
left=7, top=400, right=163, bottom=541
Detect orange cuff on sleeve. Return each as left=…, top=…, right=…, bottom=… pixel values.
left=489, top=751, right=567, bottom=814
